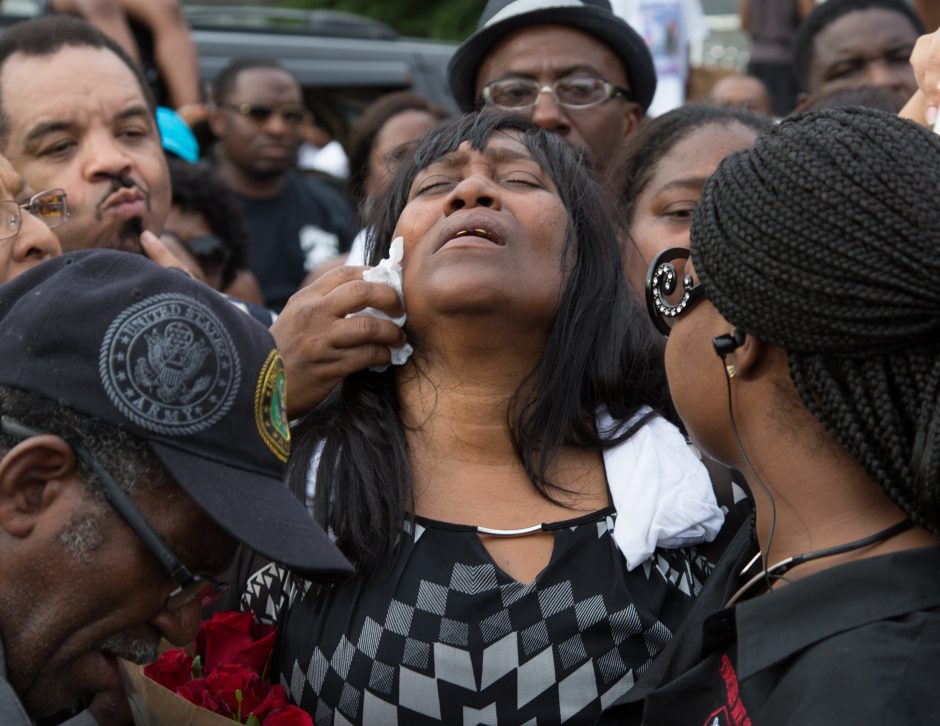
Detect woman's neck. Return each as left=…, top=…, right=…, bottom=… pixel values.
left=736, top=410, right=937, bottom=581
left=395, top=345, right=606, bottom=524
left=396, top=352, right=532, bottom=467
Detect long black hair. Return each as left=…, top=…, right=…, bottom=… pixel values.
left=693, top=107, right=940, bottom=533
left=289, top=113, right=668, bottom=575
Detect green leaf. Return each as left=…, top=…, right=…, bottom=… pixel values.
left=191, top=655, right=203, bottom=679
left=245, top=717, right=262, bottom=726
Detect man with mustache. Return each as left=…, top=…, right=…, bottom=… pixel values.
left=0, top=16, right=405, bottom=425
left=0, top=250, right=351, bottom=725
left=0, top=16, right=170, bottom=255
left=208, top=58, right=355, bottom=312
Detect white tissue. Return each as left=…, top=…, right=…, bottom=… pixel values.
left=347, top=236, right=413, bottom=371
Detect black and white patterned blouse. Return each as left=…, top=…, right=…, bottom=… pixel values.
left=244, top=506, right=712, bottom=725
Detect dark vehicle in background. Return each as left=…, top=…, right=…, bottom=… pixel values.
left=0, top=1, right=457, bottom=144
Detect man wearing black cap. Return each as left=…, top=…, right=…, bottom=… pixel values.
left=447, top=0, right=656, bottom=170
left=0, top=250, right=351, bottom=724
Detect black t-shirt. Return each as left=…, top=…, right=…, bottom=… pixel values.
left=235, top=170, right=355, bottom=312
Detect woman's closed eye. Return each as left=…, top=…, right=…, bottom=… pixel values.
left=412, top=175, right=456, bottom=196
left=499, top=171, right=545, bottom=188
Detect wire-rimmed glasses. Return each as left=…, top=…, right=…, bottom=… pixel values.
left=0, top=188, right=69, bottom=241
left=481, top=75, right=633, bottom=111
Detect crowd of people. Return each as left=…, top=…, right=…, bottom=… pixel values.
left=0, top=0, right=938, bottom=724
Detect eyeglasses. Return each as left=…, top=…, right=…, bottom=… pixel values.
left=0, top=415, right=227, bottom=611
left=646, top=247, right=706, bottom=336
left=221, top=102, right=307, bottom=126
left=0, top=188, right=69, bottom=241
left=481, top=75, right=633, bottom=110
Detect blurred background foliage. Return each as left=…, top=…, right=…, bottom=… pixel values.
left=277, top=0, right=488, bottom=40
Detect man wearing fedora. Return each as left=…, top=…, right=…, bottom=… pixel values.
left=447, top=0, right=656, bottom=171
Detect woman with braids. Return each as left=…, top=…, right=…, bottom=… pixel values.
left=608, top=105, right=772, bottom=297
left=243, top=113, right=727, bottom=724
left=608, top=107, right=940, bottom=725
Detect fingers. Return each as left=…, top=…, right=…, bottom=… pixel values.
left=910, top=32, right=940, bottom=127
left=331, top=318, right=408, bottom=358
left=140, top=230, right=196, bottom=278
left=310, top=265, right=405, bottom=319
left=273, top=270, right=410, bottom=418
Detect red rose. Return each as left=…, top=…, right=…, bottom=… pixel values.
left=197, top=611, right=277, bottom=676
left=143, top=648, right=193, bottom=691
left=263, top=705, right=314, bottom=726
left=205, top=663, right=274, bottom=719
left=248, top=684, right=289, bottom=720
left=175, top=677, right=224, bottom=715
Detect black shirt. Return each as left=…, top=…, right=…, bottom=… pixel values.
left=606, top=530, right=940, bottom=726
left=235, top=170, right=355, bottom=312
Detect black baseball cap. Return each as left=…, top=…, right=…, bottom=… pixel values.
left=0, top=250, right=352, bottom=581
left=448, top=0, right=657, bottom=113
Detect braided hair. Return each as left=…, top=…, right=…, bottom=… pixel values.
left=692, top=107, right=940, bottom=533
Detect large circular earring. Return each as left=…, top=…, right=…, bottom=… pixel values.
left=645, top=247, right=705, bottom=336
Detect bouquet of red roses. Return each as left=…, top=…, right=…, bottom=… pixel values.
left=120, top=611, right=311, bottom=726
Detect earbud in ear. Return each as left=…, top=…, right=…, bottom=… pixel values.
left=712, top=328, right=746, bottom=358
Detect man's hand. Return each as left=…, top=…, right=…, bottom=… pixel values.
left=904, top=30, right=940, bottom=126
left=273, top=265, right=407, bottom=419
left=139, top=229, right=198, bottom=279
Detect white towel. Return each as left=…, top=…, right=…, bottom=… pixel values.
left=600, top=406, right=725, bottom=570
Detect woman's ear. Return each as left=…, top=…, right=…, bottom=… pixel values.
left=731, top=333, right=771, bottom=382
left=0, top=435, right=77, bottom=538
left=713, top=330, right=768, bottom=381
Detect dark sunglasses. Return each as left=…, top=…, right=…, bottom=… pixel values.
left=187, top=235, right=231, bottom=269
left=221, top=102, right=306, bottom=126
left=0, top=415, right=227, bottom=611
left=645, top=247, right=706, bottom=336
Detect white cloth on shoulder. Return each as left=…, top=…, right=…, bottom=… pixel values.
left=600, top=406, right=724, bottom=570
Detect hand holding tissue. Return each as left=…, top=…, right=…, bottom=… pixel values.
left=346, top=236, right=414, bottom=371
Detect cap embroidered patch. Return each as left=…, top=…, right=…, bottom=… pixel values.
left=254, top=349, right=290, bottom=461
left=99, top=293, right=241, bottom=435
